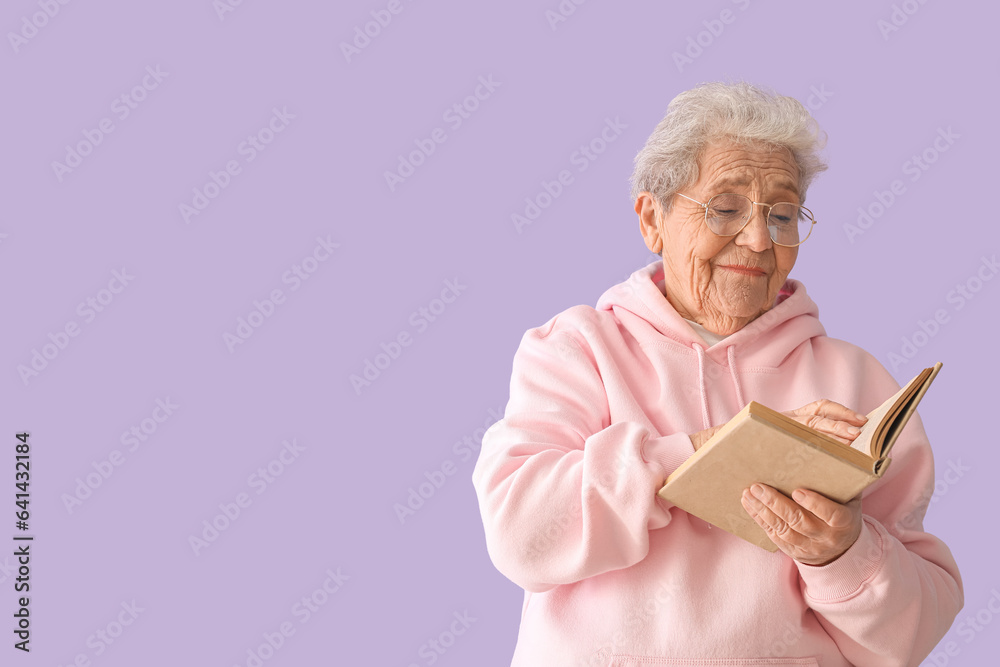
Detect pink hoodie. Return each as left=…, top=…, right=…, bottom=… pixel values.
left=472, top=259, right=964, bottom=666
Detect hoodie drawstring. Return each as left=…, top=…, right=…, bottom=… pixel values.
left=693, top=343, right=746, bottom=430
left=727, top=345, right=746, bottom=409
left=693, top=344, right=711, bottom=431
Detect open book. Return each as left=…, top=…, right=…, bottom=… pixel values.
left=657, top=362, right=943, bottom=551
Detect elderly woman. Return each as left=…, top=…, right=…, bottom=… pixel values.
left=472, top=82, right=963, bottom=666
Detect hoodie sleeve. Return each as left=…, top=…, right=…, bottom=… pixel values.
left=471, top=322, right=695, bottom=593
left=793, top=408, right=964, bottom=665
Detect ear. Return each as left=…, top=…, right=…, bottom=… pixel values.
left=636, top=192, right=663, bottom=254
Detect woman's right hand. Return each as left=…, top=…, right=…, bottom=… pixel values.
left=688, top=399, right=869, bottom=451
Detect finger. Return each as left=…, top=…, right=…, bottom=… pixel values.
left=743, top=485, right=817, bottom=541
left=792, top=489, right=855, bottom=528
left=741, top=491, right=802, bottom=547
left=803, top=399, right=869, bottom=425
left=741, top=493, right=785, bottom=544
left=750, top=485, right=817, bottom=535
left=798, top=414, right=863, bottom=444
left=785, top=414, right=853, bottom=445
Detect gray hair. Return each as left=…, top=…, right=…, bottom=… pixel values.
left=629, top=81, right=828, bottom=213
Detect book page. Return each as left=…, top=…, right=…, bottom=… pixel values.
left=849, top=383, right=911, bottom=457
left=875, top=362, right=942, bottom=459
left=849, top=364, right=939, bottom=458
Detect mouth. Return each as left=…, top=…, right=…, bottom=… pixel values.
left=719, top=265, right=768, bottom=277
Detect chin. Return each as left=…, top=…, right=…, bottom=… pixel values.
left=717, top=293, right=773, bottom=319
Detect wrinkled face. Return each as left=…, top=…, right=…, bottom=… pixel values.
left=643, top=139, right=802, bottom=334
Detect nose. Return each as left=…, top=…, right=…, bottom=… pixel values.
left=734, top=204, right=773, bottom=252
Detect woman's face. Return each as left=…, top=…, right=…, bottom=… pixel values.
left=637, top=139, right=801, bottom=336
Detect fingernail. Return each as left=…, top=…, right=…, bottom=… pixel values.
left=854, top=413, right=868, bottom=421
left=848, top=425, right=862, bottom=435
left=750, top=484, right=764, bottom=498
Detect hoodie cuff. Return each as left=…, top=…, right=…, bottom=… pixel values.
left=641, top=433, right=696, bottom=480
left=795, top=516, right=885, bottom=602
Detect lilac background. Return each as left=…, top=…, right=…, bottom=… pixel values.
left=2, top=1, right=997, bottom=665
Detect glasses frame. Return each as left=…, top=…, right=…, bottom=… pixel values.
left=674, top=192, right=818, bottom=248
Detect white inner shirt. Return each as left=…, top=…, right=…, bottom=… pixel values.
left=682, top=318, right=730, bottom=347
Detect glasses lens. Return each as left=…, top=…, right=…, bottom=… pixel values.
left=706, top=194, right=750, bottom=234
left=768, top=203, right=811, bottom=246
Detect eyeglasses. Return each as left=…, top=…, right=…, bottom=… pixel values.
left=674, top=192, right=818, bottom=247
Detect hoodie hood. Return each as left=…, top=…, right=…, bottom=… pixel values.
left=595, top=259, right=827, bottom=429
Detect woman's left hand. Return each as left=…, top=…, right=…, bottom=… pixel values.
left=740, top=484, right=863, bottom=566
